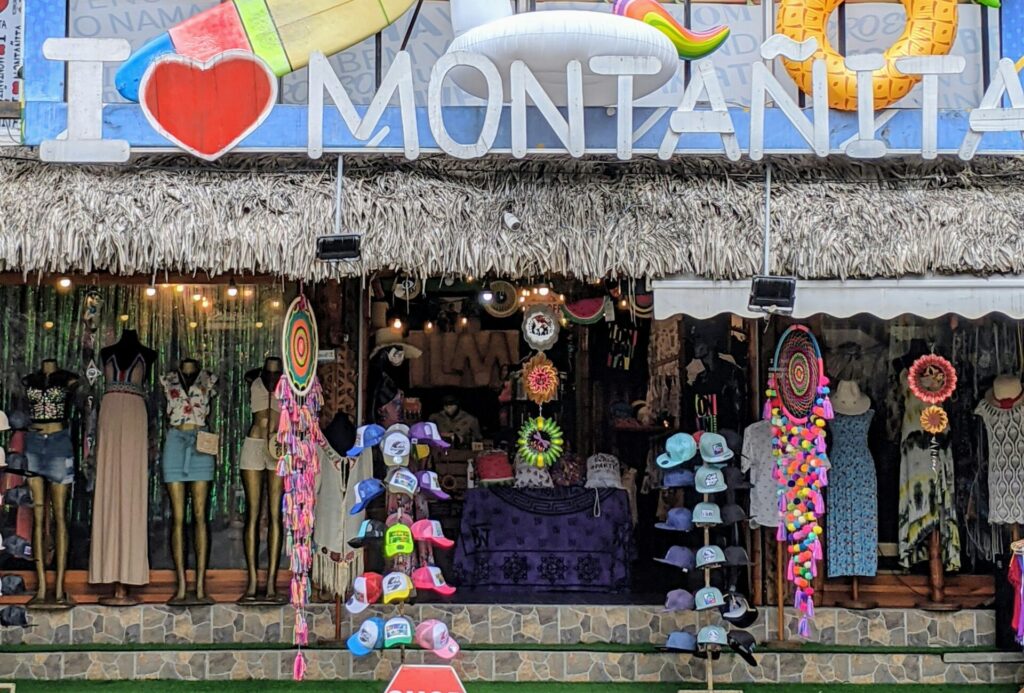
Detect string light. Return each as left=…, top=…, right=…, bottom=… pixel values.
left=392, top=317, right=403, bottom=330
left=460, top=316, right=468, bottom=327
left=145, top=285, right=157, bottom=298
left=424, top=321, right=434, bottom=333
left=521, top=289, right=530, bottom=298
left=192, top=292, right=202, bottom=302
left=175, top=285, right=185, bottom=294
left=119, top=314, right=130, bottom=323
left=255, top=321, right=264, bottom=329
left=43, top=321, right=54, bottom=330
left=271, top=299, right=282, bottom=309
left=57, top=277, right=72, bottom=290
left=467, top=275, right=475, bottom=283
left=201, top=298, right=210, bottom=309
left=189, top=321, right=198, bottom=329
left=243, top=288, right=254, bottom=298
left=481, top=290, right=494, bottom=304
left=538, top=286, right=550, bottom=297
left=558, top=294, right=566, bottom=303
left=227, top=279, right=239, bottom=298
left=619, top=299, right=629, bottom=309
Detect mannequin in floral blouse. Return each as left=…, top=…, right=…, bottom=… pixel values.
left=159, top=358, right=218, bottom=605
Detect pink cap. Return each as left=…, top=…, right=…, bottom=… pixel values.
left=412, top=566, right=457, bottom=597
left=414, top=619, right=460, bottom=659
left=411, top=519, right=455, bottom=549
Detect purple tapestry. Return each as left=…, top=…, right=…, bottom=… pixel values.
left=452, top=487, right=635, bottom=593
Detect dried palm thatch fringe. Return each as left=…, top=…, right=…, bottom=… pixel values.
left=3, top=150, right=1024, bottom=281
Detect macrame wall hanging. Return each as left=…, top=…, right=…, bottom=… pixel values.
left=276, top=295, right=325, bottom=681
left=765, top=325, right=833, bottom=638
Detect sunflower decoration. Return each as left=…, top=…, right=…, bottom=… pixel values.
left=908, top=354, right=957, bottom=405
left=523, top=353, right=560, bottom=406
left=920, top=406, right=949, bottom=435
left=517, top=416, right=565, bottom=468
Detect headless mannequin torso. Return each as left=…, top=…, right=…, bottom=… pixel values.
left=239, top=357, right=285, bottom=602
left=23, top=359, right=78, bottom=608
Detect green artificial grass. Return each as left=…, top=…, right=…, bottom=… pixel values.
left=7, top=683, right=1022, bottom=693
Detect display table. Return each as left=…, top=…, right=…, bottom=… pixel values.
left=452, top=486, right=634, bottom=593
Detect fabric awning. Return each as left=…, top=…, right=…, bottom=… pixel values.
left=652, top=275, right=1024, bottom=320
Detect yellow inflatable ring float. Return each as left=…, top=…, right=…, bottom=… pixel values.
left=776, top=0, right=958, bottom=111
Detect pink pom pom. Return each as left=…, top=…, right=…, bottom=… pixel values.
left=823, top=398, right=834, bottom=420
left=763, top=400, right=772, bottom=421
left=293, top=652, right=306, bottom=682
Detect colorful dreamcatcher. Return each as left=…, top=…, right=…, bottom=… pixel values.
left=523, top=352, right=560, bottom=406
left=765, top=325, right=833, bottom=638
left=909, top=354, right=957, bottom=469
left=517, top=416, right=565, bottom=468
left=276, top=295, right=326, bottom=681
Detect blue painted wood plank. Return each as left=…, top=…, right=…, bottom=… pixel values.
left=24, top=2, right=66, bottom=102
left=1002, top=1, right=1024, bottom=62
left=21, top=103, right=1024, bottom=156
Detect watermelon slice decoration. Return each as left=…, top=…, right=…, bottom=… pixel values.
left=561, top=297, right=611, bottom=325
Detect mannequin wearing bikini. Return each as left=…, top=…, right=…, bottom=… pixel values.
left=238, top=357, right=285, bottom=602
left=159, top=358, right=218, bottom=605
left=23, top=358, right=79, bottom=608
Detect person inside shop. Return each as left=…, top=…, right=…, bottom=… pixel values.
left=238, top=356, right=286, bottom=603
left=22, top=358, right=79, bottom=607
left=429, top=394, right=482, bottom=447
left=159, top=357, right=218, bottom=605
left=682, top=326, right=747, bottom=434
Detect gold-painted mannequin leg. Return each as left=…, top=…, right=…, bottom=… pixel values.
left=190, top=481, right=211, bottom=602
left=27, top=476, right=48, bottom=604
left=166, top=482, right=188, bottom=602
left=265, top=470, right=284, bottom=600
left=50, top=482, right=71, bottom=604
left=241, top=469, right=264, bottom=599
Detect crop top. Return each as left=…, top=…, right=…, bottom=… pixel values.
left=24, top=370, right=78, bottom=424
left=250, top=375, right=282, bottom=414
left=160, top=370, right=218, bottom=427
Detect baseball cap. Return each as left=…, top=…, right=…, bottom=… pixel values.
left=656, top=433, right=697, bottom=469
left=695, top=586, right=726, bottom=611
left=384, top=523, right=414, bottom=559
left=412, top=565, right=457, bottom=597
left=724, top=466, right=751, bottom=490
left=662, top=469, right=694, bottom=489
left=0, top=447, right=6, bottom=469
left=345, top=573, right=383, bottom=615
left=347, top=424, right=386, bottom=456
left=661, top=629, right=697, bottom=653
left=699, top=432, right=734, bottom=464
left=0, top=575, right=25, bottom=596
left=384, top=616, right=414, bottom=648
left=410, top=422, right=450, bottom=449
left=721, top=503, right=748, bottom=525
left=411, top=519, right=455, bottom=549
left=350, top=478, right=386, bottom=515
left=3, top=486, right=33, bottom=508
left=693, top=502, right=722, bottom=527
left=347, top=617, right=385, bottom=657
left=387, top=468, right=419, bottom=497
left=348, top=520, right=386, bottom=549
left=415, top=619, right=460, bottom=659
left=416, top=471, right=451, bottom=501
left=0, top=606, right=28, bottom=628
left=725, top=546, right=752, bottom=567
left=695, top=465, right=727, bottom=494
left=381, top=431, right=411, bottom=467
left=386, top=423, right=411, bottom=437
left=654, top=546, right=695, bottom=571
left=696, top=545, right=726, bottom=569
left=3, top=534, right=32, bottom=560
left=382, top=572, right=414, bottom=604
left=663, top=589, right=695, bottom=612
left=721, top=593, right=759, bottom=629
left=655, top=508, right=693, bottom=532
left=728, top=629, right=759, bottom=667
left=0, top=411, right=8, bottom=432
left=697, top=624, right=728, bottom=648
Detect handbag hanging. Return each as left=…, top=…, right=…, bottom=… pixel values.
left=195, top=431, right=220, bottom=457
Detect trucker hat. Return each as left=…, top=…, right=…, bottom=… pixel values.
left=350, top=479, right=386, bottom=514
left=381, top=431, right=411, bottom=467
left=347, top=617, right=385, bottom=657
left=415, top=619, right=460, bottom=659
left=387, top=468, right=419, bottom=497
left=382, top=572, right=414, bottom=604
left=412, top=565, right=457, bottom=597
left=345, top=573, right=383, bottom=615
left=416, top=471, right=451, bottom=500
left=348, top=520, right=386, bottom=549
left=384, top=616, right=414, bottom=648
left=411, top=519, right=455, bottom=549
left=347, top=425, right=386, bottom=456
left=384, top=523, right=414, bottom=559
left=728, top=629, right=759, bottom=667
left=410, top=422, right=450, bottom=448
left=721, top=593, right=759, bottom=629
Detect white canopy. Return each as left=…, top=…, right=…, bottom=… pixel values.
left=652, top=275, right=1024, bottom=321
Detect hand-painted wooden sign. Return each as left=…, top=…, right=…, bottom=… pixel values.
left=21, top=1, right=1024, bottom=162
left=406, top=330, right=520, bottom=389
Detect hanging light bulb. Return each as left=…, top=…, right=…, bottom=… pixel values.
left=392, top=317, right=403, bottom=330
left=189, top=321, right=198, bottom=329
left=619, top=298, right=629, bottom=309
left=271, top=299, right=282, bottom=309
left=467, top=275, right=475, bottom=283
left=57, top=277, right=72, bottom=290
left=519, top=296, right=526, bottom=304
left=119, top=314, right=130, bottom=323
left=255, top=321, right=264, bottom=329
left=558, top=294, right=566, bottom=303
left=192, top=292, right=202, bottom=302
left=227, top=279, right=239, bottom=298
left=425, top=321, right=434, bottom=333
left=538, top=286, right=550, bottom=297
left=243, top=288, right=254, bottom=298
left=481, top=290, right=494, bottom=304
left=43, top=321, right=55, bottom=330
left=521, top=288, right=530, bottom=298
left=460, top=316, right=469, bottom=327
left=175, top=285, right=185, bottom=294
left=201, top=298, right=210, bottom=309
left=145, top=285, right=157, bottom=298
left=560, top=317, right=568, bottom=327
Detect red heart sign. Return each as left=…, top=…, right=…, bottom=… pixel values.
left=140, top=51, right=276, bottom=161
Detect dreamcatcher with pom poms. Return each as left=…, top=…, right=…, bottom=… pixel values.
left=765, top=325, right=833, bottom=639
left=276, top=295, right=325, bottom=681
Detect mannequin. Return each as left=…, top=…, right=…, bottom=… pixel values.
left=976, top=375, right=1024, bottom=541
left=429, top=395, right=482, bottom=446
left=159, top=358, right=218, bottom=605
left=90, top=329, right=157, bottom=606
left=22, top=359, right=79, bottom=608
left=239, top=357, right=285, bottom=603
left=827, top=380, right=879, bottom=609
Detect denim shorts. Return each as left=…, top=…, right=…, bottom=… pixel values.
left=161, top=428, right=215, bottom=483
left=24, top=430, right=74, bottom=485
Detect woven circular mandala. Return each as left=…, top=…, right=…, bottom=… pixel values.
left=281, top=296, right=319, bottom=397
left=908, top=354, right=957, bottom=405
left=776, top=327, right=821, bottom=423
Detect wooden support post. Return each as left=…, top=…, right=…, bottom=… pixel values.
left=919, top=529, right=958, bottom=611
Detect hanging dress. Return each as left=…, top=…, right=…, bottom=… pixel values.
left=974, top=398, right=1024, bottom=525
left=827, top=411, right=878, bottom=578
left=897, top=371, right=961, bottom=571
left=88, top=354, right=150, bottom=585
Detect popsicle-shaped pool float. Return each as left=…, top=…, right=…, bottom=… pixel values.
left=115, top=0, right=416, bottom=101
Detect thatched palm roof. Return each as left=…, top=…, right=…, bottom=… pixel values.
left=3, top=151, right=1024, bottom=281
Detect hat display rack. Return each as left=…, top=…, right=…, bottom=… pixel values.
left=765, top=324, right=833, bottom=642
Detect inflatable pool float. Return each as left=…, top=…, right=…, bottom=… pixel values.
left=776, top=0, right=958, bottom=111
left=447, top=0, right=729, bottom=107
